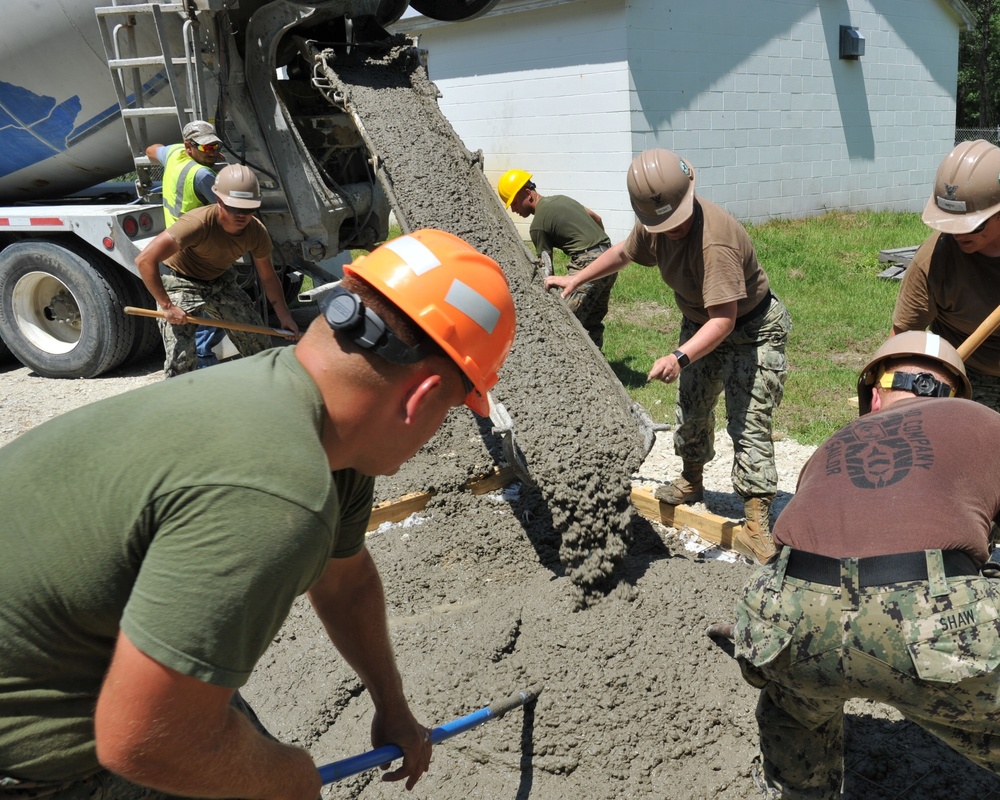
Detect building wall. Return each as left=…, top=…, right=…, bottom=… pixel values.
left=400, top=0, right=963, bottom=241
left=626, top=0, right=961, bottom=224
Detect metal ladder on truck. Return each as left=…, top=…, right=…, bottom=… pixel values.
left=94, top=1, right=212, bottom=200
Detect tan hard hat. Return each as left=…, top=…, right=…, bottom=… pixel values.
left=213, top=164, right=261, bottom=209
left=856, top=331, right=972, bottom=414
left=922, top=139, right=1000, bottom=234
left=627, top=149, right=696, bottom=233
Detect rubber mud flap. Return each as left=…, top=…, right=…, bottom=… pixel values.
left=904, top=584, right=1000, bottom=682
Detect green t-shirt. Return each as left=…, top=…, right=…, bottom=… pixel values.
left=529, top=194, right=610, bottom=259
left=0, top=347, right=372, bottom=781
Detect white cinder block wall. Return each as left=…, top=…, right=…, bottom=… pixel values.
left=398, top=0, right=967, bottom=242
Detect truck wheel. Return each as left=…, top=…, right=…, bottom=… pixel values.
left=122, top=271, right=164, bottom=365
left=0, top=242, right=135, bottom=378
left=0, top=335, right=13, bottom=364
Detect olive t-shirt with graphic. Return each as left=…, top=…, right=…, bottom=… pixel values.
left=773, top=397, right=1000, bottom=563
left=164, top=203, right=271, bottom=281
left=0, top=347, right=372, bottom=781
left=623, top=198, right=769, bottom=324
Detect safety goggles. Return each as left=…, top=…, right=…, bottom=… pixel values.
left=189, top=141, right=221, bottom=154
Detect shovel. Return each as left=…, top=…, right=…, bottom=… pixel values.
left=124, top=306, right=296, bottom=339
left=317, top=686, right=542, bottom=784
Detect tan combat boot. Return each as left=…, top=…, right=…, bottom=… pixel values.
left=734, top=496, right=777, bottom=564
left=654, top=462, right=704, bottom=505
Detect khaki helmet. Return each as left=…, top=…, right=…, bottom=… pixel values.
left=922, top=139, right=1000, bottom=234
left=343, top=229, right=516, bottom=416
left=856, top=331, right=972, bottom=415
left=497, top=169, right=532, bottom=208
left=627, top=149, right=696, bottom=233
left=213, top=164, right=261, bottom=209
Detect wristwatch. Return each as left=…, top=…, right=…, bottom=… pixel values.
left=672, top=349, right=690, bottom=369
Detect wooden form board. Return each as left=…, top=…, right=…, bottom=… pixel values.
left=368, top=467, right=743, bottom=552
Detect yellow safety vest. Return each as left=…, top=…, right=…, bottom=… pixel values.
left=161, top=144, right=216, bottom=226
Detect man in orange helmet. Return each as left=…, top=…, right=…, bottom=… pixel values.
left=137, top=163, right=299, bottom=377
left=546, top=149, right=791, bottom=565
left=498, top=168, right=617, bottom=348
left=0, top=230, right=516, bottom=799
left=893, top=139, right=1000, bottom=411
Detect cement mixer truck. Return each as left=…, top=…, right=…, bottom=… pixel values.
left=0, top=0, right=498, bottom=378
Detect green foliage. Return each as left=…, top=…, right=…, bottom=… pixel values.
left=599, top=210, right=927, bottom=446
left=958, top=0, right=1000, bottom=127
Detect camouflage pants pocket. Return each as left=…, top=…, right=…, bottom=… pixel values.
left=903, top=583, right=1000, bottom=683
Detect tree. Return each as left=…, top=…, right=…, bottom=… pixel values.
left=958, top=0, right=1000, bottom=130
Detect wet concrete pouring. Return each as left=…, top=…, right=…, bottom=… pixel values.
left=241, top=38, right=1000, bottom=799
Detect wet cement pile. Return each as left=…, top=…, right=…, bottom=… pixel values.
left=315, top=38, right=648, bottom=604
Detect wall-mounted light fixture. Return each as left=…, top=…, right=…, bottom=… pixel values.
left=839, top=25, right=865, bottom=59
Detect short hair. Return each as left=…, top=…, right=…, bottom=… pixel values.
left=524, top=181, right=536, bottom=192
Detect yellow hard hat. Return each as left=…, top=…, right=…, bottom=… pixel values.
left=343, top=229, right=516, bottom=416
left=498, top=169, right=533, bottom=208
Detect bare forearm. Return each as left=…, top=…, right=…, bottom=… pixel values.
left=680, top=317, right=734, bottom=362
left=310, top=555, right=405, bottom=710
left=568, top=242, right=630, bottom=289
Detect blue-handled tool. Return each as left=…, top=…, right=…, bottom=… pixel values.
left=317, top=685, right=542, bottom=784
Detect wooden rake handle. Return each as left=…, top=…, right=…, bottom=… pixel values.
left=124, top=306, right=296, bottom=340
left=957, top=303, right=1000, bottom=361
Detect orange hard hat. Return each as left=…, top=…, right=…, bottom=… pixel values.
left=344, top=229, right=516, bottom=416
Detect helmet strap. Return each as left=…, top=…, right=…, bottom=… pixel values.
left=877, top=369, right=955, bottom=399
left=322, top=285, right=433, bottom=365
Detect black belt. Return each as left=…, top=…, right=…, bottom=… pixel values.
left=785, top=548, right=979, bottom=588
left=577, top=242, right=611, bottom=259
left=735, top=290, right=774, bottom=326
left=158, top=263, right=175, bottom=277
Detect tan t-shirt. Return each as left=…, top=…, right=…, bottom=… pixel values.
left=164, top=204, right=271, bottom=281
left=893, top=231, right=1000, bottom=376
left=773, top=397, right=1000, bottom=564
left=622, top=198, right=769, bottom=324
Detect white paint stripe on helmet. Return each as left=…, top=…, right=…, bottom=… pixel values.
left=445, top=279, right=500, bottom=334
left=924, top=332, right=942, bottom=358
left=385, top=235, right=442, bottom=275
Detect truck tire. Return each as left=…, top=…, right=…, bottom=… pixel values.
left=0, top=242, right=136, bottom=378
left=121, top=271, right=164, bottom=365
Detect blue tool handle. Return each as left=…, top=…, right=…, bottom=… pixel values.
left=317, top=686, right=541, bottom=784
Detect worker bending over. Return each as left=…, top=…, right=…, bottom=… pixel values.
left=735, top=331, right=1000, bottom=798
left=893, top=139, right=1000, bottom=411
left=0, top=230, right=516, bottom=799
left=137, top=163, right=299, bottom=377
left=499, top=169, right=617, bottom=348
left=546, top=149, right=791, bottom=564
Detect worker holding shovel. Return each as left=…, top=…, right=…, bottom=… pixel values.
left=0, top=230, right=516, bottom=799
left=136, top=163, right=300, bottom=378
left=893, top=139, right=1000, bottom=411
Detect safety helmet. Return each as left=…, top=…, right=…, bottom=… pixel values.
left=627, top=149, right=696, bottom=233
left=922, top=139, right=1000, bottom=235
left=497, top=169, right=533, bottom=208
left=213, top=164, right=261, bottom=209
left=344, top=229, right=516, bottom=416
left=856, top=331, right=971, bottom=414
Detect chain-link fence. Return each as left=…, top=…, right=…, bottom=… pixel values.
left=956, top=127, right=1000, bottom=145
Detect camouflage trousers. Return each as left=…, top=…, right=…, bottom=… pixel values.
left=0, top=694, right=271, bottom=799
left=674, top=293, right=791, bottom=499
left=735, top=547, right=1000, bottom=799
left=566, top=247, right=617, bottom=349
left=159, top=270, right=270, bottom=378
left=966, top=365, right=1000, bottom=414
